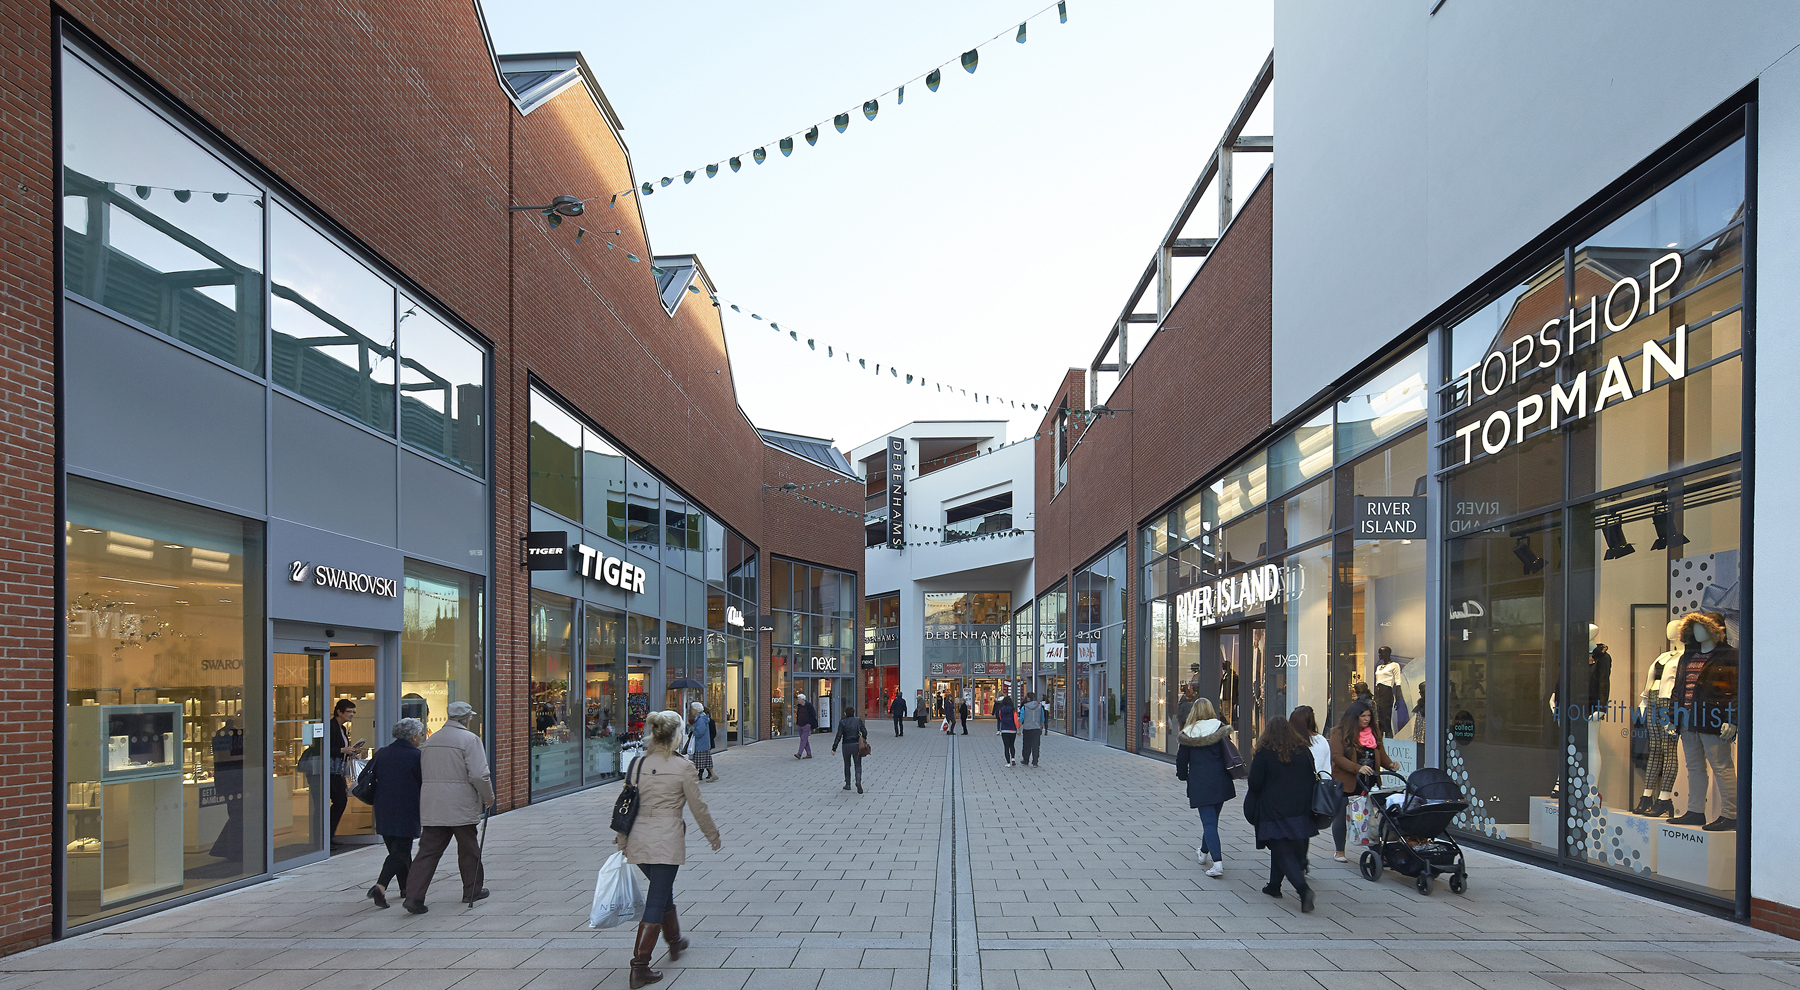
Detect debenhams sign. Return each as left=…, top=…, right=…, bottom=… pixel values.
left=1449, top=250, right=1695, bottom=465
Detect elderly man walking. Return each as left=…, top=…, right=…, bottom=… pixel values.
left=402, top=701, right=494, bottom=914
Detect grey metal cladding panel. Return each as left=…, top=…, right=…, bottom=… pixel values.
left=64, top=301, right=265, bottom=514
left=271, top=393, right=397, bottom=545
left=400, top=450, right=488, bottom=570
left=528, top=506, right=583, bottom=601
left=267, top=518, right=404, bottom=632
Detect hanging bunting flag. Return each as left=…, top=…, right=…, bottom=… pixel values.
left=961, top=49, right=979, bottom=73
left=730, top=157, right=742, bottom=171
left=626, top=253, right=640, bottom=262
left=859, top=359, right=866, bottom=369
left=806, top=125, right=819, bottom=146
left=683, top=170, right=695, bottom=183
left=834, top=112, right=850, bottom=133
left=771, top=322, right=780, bottom=331
left=172, top=189, right=191, bottom=202
left=897, top=85, right=905, bottom=105
left=926, top=68, right=942, bottom=92
left=780, top=137, right=794, bottom=157
left=687, top=284, right=700, bottom=294
left=1059, top=1, right=1067, bottom=23
left=863, top=99, right=879, bottom=121
left=546, top=213, right=563, bottom=227
left=751, top=313, right=762, bottom=320
left=827, top=346, right=834, bottom=357
left=706, top=164, right=719, bottom=178
left=212, top=192, right=230, bottom=203
left=640, top=182, right=653, bottom=195
left=1017, top=22, right=1027, bottom=42
left=575, top=228, right=585, bottom=242
left=789, top=330, right=798, bottom=340
left=753, top=147, right=767, bottom=165
left=906, top=374, right=913, bottom=384
left=659, top=176, right=673, bottom=187
left=807, top=339, right=815, bottom=349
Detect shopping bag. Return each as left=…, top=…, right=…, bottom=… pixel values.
left=588, top=851, right=646, bottom=929
left=1346, top=794, right=1377, bottom=846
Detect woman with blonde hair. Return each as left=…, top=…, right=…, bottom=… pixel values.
left=615, top=710, right=722, bottom=988
left=1175, top=697, right=1235, bottom=878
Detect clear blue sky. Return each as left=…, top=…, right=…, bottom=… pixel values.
left=483, top=0, right=1273, bottom=452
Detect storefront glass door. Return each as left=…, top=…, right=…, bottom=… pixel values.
left=272, top=649, right=325, bottom=867
left=328, top=643, right=379, bottom=842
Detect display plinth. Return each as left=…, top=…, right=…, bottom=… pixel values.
left=1529, top=795, right=1559, bottom=848
left=1655, top=819, right=1735, bottom=889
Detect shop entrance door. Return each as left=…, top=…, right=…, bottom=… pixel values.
left=328, top=642, right=380, bottom=845
left=272, top=647, right=326, bottom=868
left=1073, top=671, right=1091, bottom=738
left=725, top=663, right=742, bottom=743
left=812, top=678, right=837, bottom=731
left=1213, top=620, right=1268, bottom=742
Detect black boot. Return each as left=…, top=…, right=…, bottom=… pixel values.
left=662, top=908, right=689, bottom=960
left=1651, top=798, right=1674, bottom=817
left=630, top=922, right=663, bottom=988
left=1631, top=796, right=1654, bottom=815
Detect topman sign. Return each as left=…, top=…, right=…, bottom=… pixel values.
left=1448, top=250, right=1694, bottom=465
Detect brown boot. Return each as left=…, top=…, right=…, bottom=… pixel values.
left=629, top=922, right=663, bottom=988
left=661, top=907, right=688, bottom=960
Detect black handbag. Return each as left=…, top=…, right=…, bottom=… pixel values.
left=1242, top=788, right=1260, bottom=825
left=1221, top=737, right=1248, bottom=780
left=1311, top=770, right=1346, bottom=828
left=351, top=751, right=378, bottom=804
left=610, top=757, right=646, bottom=835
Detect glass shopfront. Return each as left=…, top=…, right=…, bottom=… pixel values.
left=1436, top=127, right=1745, bottom=904
left=527, top=387, right=758, bottom=795
left=1037, top=586, right=1068, bottom=733
left=1074, top=545, right=1128, bottom=748
left=770, top=558, right=857, bottom=732
left=1140, top=347, right=1428, bottom=760
left=863, top=593, right=900, bottom=718
left=924, top=592, right=1013, bottom=718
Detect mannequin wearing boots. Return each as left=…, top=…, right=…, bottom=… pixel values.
left=1667, top=612, right=1738, bottom=832
left=1633, top=620, right=1683, bottom=818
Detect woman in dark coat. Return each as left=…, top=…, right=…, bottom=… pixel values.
left=366, top=717, right=424, bottom=909
left=1246, top=715, right=1319, bottom=912
left=1175, top=698, right=1235, bottom=878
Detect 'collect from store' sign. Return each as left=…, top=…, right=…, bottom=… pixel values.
left=289, top=561, right=399, bottom=599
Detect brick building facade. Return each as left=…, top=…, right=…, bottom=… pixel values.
left=0, top=0, right=859, bottom=951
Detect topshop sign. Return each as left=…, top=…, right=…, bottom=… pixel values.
left=1449, top=251, right=1693, bottom=465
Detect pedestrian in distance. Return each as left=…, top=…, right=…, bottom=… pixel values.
left=794, top=693, right=817, bottom=759
left=1246, top=713, right=1319, bottom=912
left=1175, top=698, right=1234, bottom=878
left=616, top=710, right=722, bottom=989
left=832, top=704, right=868, bottom=793
left=1290, top=705, right=1331, bottom=874
left=915, top=689, right=929, bottom=728
left=1328, top=699, right=1395, bottom=862
left=685, top=702, right=717, bottom=782
left=366, top=717, right=424, bottom=909
left=996, top=695, right=1019, bottom=766
left=958, top=697, right=970, bottom=735
left=1020, top=693, right=1045, bottom=767
left=890, top=691, right=907, bottom=736
left=402, top=700, right=493, bottom=914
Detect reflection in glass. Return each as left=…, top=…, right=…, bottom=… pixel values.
left=61, top=51, right=265, bottom=372
left=1143, top=600, right=1169, bottom=754
left=402, top=561, right=485, bottom=741
left=398, top=298, right=485, bottom=474
left=529, top=591, right=580, bottom=796
left=583, top=431, right=628, bottom=541
left=584, top=607, right=626, bottom=780
left=529, top=389, right=582, bottom=520
left=271, top=206, right=395, bottom=432
left=64, top=478, right=265, bottom=925
left=1282, top=479, right=1331, bottom=551
left=1338, top=345, right=1428, bottom=463
left=1269, top=408, right=1334, bottom=497
left=1213, top=452, right=1267, bottom=524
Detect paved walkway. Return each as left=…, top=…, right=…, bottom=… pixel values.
left=3, top=726, right=1794, bottom=990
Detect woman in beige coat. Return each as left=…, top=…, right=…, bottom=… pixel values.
left=616, top=710, right=722, bottom=988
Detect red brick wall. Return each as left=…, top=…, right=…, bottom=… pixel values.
left=0, top=0, right=860, bottom=951
left=1752, top=899, right=1800, bottom=941
left=1032, top=175, right=1275, bottom=757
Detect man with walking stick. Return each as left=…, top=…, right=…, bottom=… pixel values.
left=402, top=701, right=494, bottom=914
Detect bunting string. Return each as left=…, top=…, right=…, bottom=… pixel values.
left=612, top=1, right=1071, bottom=202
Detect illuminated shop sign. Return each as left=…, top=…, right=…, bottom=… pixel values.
left=572, top=544, right=647, bottom=594
left=886, top=436, right=905, bottom=550
left=1449, top=252, right=1692, bottom=466
left=288, top=561, right=399, bottom=598
left=1174, top=562, right=1307, bottom=626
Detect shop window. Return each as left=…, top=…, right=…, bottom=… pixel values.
left=1281, top=478, right=1331, bottom=551
left=583, top=432, right=628, bottom=542
left=528, top=389, right=582, bottom=521
left=64, top=477, right=265, bottom=926
left=1338, top=346, right=1428, bottom=464
left=1141, top=599, right=1169, bottom=753
left=628, top=614, right=660, bottom=657
left=528, top=591, right=580, bottom=797
left=1217, top=507, right=1266, bottom=572
left=1213, top=452, right=1267, bottom=524
left=1269, top=407, right=1334, bottom=498
left=401, top=560, right=485, bottom=741
left=1076, top=544, right=1129, bottom=749
left=270, top=205, right=396, bottom=433
left=397, top=298, right=485, bottom=475
left=943, top=491, right=1013, bottom=542
left=584, top=607, right=626, bottom=780
left=1277, top=540, right=1333, bottom=733
left=61, top=50, right=265, bottom=374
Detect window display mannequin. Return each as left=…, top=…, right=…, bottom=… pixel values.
left=1373, top=648, right=1401, bottom=735
left=1585, top=623, right=1612, bottom=788
left=1219, top=659, right=1239, bottom=727
left=1668, top=611, right=1738, bottom=831
left=1633, top=620, right=1683, bottom=817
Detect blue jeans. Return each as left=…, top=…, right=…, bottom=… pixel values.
left=1197, top=803, right=1223, bottom=862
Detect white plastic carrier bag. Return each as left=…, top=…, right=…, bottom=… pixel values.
left=588, top=851, right=646, bottom=929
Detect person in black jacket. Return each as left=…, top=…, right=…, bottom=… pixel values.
left=1174, top=698, right=1235, bottom=878
left=958, top=698, right=970, bottom=735
left=794, top=693, right=818, bottom=759
left=1246, top=715, right=1319, bottom=912
left=889, top=692, right=907, bottom=736
left=832, top=705, right=868, bottom=793
left=366, top=717, right=424, bottom=909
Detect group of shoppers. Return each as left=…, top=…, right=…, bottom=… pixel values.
left=1174, top=692, right=1398, bottom=913
left=990, top=693, right=1046, bottom=767
left=361, top=700, right=494, bottom=914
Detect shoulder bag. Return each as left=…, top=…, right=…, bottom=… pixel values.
left=1310, top=770, right=1345, bottom=828
left=856, top=721, right=872, bottom=757
left=351, top=750, right=379, bottom=805
left=1221, top=736, right=1248, bottom=780
left=610, top=757, right=646, bottom=836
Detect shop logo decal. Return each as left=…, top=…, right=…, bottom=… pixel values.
left=290, top=560, right=311, bottom=583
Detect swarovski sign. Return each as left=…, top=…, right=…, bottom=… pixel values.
left=573, top=544, right=647, bottom=594
left=1449, top=251, right=1692, bottom=466
left=289, top=561, right=399, bottom=599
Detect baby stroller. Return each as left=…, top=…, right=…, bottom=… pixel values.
left=1356, top=768, right=1469, bottom=895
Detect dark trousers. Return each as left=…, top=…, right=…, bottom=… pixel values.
left=842, top=748, right=863, bottom=786
left=1332, top=802, right=1348, bottom=852
left=1266, top=837, right=1309, bottom=894
left=960, top=714, right=968, bottom=734
left=638, top=863, right=679, bottom=920
left=377, top=835, right=413, bottom=889
left=1001, top=731, right=1017, bottom=762
left=1021, top=729, right=1042, bottom=765
left=893, top=715, right=905, bottom=736
left=916, top=710, right=927, bottom=727
left=403, top=824, right=483, bottom=903
left=329, top=774, right=348, bottom=837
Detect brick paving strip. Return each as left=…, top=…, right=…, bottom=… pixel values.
left=1, top=729, right=1796, bottom=990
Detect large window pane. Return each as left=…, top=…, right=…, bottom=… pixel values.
left=529, top=390, right=582, bottom=521
left=583, top=430, right=627, bottom=541
left=529, top=591, right=580, bottom=796
left=1269, top=408, right=1334, bottom=498
left=65, top=478, right=265, bottom=926
left=584, top=607, right=626, bottom=780
left=1141, top=600, right=1169, bottom=754
left=1339, top=345, right=1428, bottom=463
left=398, top=298, right=485, bottom=475
left=61, top=51, right=265, bottom=373
left=401, top=561, right=485, bottom=740
left=1213, top=452, right=1267, bottom=524
left=271, top=205, right=395, bottom=432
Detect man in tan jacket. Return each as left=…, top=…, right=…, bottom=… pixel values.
left=402, top=701, right=494, bottom=913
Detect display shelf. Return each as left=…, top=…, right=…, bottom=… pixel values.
left=1655, top=818, right=1735, bottom=889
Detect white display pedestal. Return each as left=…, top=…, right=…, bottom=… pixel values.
left=1591, top=810, right=1658, bottom=873
left=1655, top=819, right=1735, bottom=889
left=101, top=775, right=184, bottom=905
left=1529, top=795, right=1559, bottom=848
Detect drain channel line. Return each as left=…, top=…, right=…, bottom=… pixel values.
left=949, top=736, right=959, bottom=990
left=930, top=731, right=979, bottom=990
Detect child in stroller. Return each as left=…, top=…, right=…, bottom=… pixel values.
left=1357, top=768, right=1470, bottom=895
